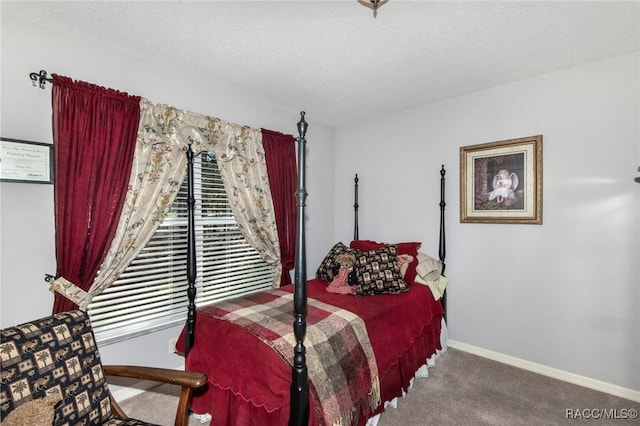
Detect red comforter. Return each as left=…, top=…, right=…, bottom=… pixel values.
left=176, top=278, right=444, bottom=425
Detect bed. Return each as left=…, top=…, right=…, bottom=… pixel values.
left=175, top=112, right=448, bottom=425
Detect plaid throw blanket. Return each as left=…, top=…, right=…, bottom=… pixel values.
left=206, top=289, right=381, bottom=426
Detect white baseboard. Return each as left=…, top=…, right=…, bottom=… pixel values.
left=109, top=365, right=185, bottom=402
left=447, top=339, right=640, bottom=403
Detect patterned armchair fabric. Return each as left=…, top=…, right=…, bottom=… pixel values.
left=0, top=311, right=159, bottom=425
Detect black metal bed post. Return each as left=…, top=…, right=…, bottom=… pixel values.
left=353, top=174, right=359, bottom=241
left=290, top=112, right=310, bottom=426
left=438, top=165, right=447, bottom=321
left=184, top=145, right=197, bottom=357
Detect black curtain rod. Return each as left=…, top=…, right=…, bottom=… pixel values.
left=29, top=70, right=53, bottom=89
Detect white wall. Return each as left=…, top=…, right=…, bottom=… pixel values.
left=0, top=17, right=336, bottom=370
left=334, top=52, right=640, bottom=393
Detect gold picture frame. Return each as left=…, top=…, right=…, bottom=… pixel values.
left=460, top=135, right=542, bottom=224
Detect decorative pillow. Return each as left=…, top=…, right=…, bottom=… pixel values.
left=350, top=240, right=422, bottom=284
left=316, top=242, right=357, bottom=283
left=354, top=245, right=409, bottom=295
left=349, top=239, right=381, bottom=252
left=397, top=254, right=414, bottom=278
left=415, top=252, right=443, bottom=282
left=4, top=393, right=61, bottom=426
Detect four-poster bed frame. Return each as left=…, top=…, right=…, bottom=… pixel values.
left=181, top=112, right=447, bottom=425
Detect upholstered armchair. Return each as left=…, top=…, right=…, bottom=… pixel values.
left=0, top=310, right=207, bottom=426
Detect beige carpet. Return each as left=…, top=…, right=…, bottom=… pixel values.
left=118, top=348, right=639, bottom=425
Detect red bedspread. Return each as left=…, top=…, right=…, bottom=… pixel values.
left=176, top=279, right=444, bottom=426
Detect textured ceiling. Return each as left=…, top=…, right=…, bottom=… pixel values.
left=4, top=1, right=640, bottom=127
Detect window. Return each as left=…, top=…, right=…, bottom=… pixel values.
left=88, top=152, right=274, bottom=344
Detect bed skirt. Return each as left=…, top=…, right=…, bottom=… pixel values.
left=366, top=317, right=448, bottom=426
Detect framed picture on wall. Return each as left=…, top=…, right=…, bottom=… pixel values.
left=460, top=135, right=542, bottom=224
left=0, top=138, right=54, bottom=184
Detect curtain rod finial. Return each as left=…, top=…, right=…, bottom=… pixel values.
left=29, top=70, right=53, bottom=89
left=297, top=111, right=308, bottom=138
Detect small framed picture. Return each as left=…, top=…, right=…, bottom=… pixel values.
left=460, top=135, right=542, bottom=224
left=0, top=138, right=54, bottom=184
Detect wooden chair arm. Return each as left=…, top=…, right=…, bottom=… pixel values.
left=103, top=365, right=207, bottom=388
left=103, top=365, right=207, bottom=426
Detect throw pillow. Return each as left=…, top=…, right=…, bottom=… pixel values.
left=4, top=393, right=62, bottom=426
left=350, top=240, right=422, bottom=284
left=316, top=242, right=356, bottom=283
left=354, top=245, right=408, bottom=296
left=397, top=254, right=414, bottom=278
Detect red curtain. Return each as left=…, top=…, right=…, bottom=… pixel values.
left=51, top=74, right=141, bottom=313
left=262, top=129, right=297, bottom=285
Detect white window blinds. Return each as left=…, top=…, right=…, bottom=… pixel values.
left=88, top=151, right=274, bottom=344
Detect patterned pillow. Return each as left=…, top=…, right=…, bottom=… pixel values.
left=354, top=245, right=409, bottom=295
left=350, top=240, right=422, bottom=284
left=316, top=242, right=356, bottom=283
